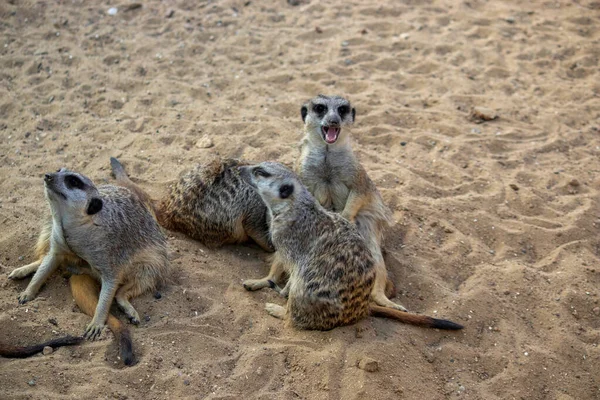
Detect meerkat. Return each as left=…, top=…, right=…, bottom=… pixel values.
left=116, top=155, right=273, bottom=253
left=8, top=166, right=169, bottom=350
left=241, top=162, right=462, bottom=331
left=291, top=94, right=408, bottom=311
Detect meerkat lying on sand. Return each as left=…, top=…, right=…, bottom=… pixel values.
left=118, top=156, right=273, bottom=252
left=294, top=94, right=408, bottom=311
left=241, top=162, right=462, bottom=331
left=8, top=164, right=169, bottom=364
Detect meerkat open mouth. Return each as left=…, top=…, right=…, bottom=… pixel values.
left=322, top=126, right=340, bottom=144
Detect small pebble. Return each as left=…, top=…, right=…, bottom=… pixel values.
left=400, top=141, right=407, bottom=146
left=400, top=33, right=410, bottom=40
left=107, top=7, right=118, bottom=15
left=48, top=318, right=58, bottom=326
left=470, top=107, right=498, bottom=123
left=42, top=346, right=53, bottom=355
left=165, top=9, right=175, bottom=18
left=18, top=256, right=24, bottom=261
left=358, top=357, right=379, bottom=372
left=593, top=307, right=600, bottom=316
left=28, top=380, right=36, bottom=386
left=509, top=184, right=519, bottom=191
left=196, top=136, right=214, bottom=149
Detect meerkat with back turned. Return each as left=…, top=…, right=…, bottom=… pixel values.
left=241, top=162, right=462, bottom=330
left=124, top=155, right=273, bottom=252
left=293, top=94, right=406, bottom=310
left=8, top=166, right=170, bottom=344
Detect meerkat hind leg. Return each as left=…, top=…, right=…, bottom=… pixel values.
left=265, top=303, right=286, bottom=319
left=115, top=296, right=140, bottom=325
left=371, top=265, right=407, bottom=312
left=243, top=255, right=286, bottom=291
left=246, top=227, right=274, bottom=253
left=115, top=281, right=141, bottom=325
left=8, top=260, right=42, bottom=280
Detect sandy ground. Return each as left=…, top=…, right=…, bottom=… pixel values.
left=1, top=0, right=599, bottom=399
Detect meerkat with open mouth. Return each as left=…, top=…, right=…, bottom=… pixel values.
left=293, top=94, right=407, bottom=311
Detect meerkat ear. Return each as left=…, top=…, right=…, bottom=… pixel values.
left=351, top=107, right=356, bottom=122
left=301, top=106, right=308, bottom=122
left=279, top=184, right=294, bottom=199
left=86, top=198, right=103, bottom=215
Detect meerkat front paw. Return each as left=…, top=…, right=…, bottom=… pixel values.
left=9, top=267, right=32, bottom=280
left=17, top=291, right=35, bottom=304
left=127, top=311, right=140, bottom=326
left=265, top=303, right=286, bottom=319
left=242, top=278, right=271, bottom=291
left=84, top=321, right=105, bottom=340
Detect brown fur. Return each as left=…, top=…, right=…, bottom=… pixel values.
left=297, top=95, right=404, bottom=311
left=112, top=156, right=273, bottom=252
left=9, top=166, right=170, bottom=348
left=69, top=274, right=134, bottom=365
left=242, top=162, right=463, bottom=331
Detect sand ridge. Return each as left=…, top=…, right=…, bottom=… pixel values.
left=1, top=0, right=599, bottom=399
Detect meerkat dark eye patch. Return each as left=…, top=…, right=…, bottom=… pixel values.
left=301, top=106, right=308, bottom=122
left=279, top=184, right=294, bottom=199
left=253, top=168, right=272, bottom=178
left=65, top=175, right=85, bottom=190
left=86, top=197, right=103, bottom=215
left=338, top=105, right=349, bottom=117
left=313, top=104, right=327, bottom=114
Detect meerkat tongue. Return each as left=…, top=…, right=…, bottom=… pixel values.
left=325, top=127, right=339, bottom=143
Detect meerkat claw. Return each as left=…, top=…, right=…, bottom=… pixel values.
left=84, top=322, right=104, bottom=340
left=18, top=292, right=33, bottom=304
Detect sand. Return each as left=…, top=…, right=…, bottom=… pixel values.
left=1, top=0, right=599, bottom=399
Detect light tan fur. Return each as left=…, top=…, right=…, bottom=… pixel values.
left=296, top=95, right=404, bottom=311
left=241, top=162, right=463, bottom=331
left=9, top=165, right=170, bottom=342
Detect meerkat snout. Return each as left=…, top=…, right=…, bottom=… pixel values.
left=240, top=163, right=299, bottom=209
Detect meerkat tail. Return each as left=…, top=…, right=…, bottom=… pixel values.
left=0, top=335, right=83, bottom=358
left=110, top=157, right=158, bottom=218
left=110, top=157, right=131, bottom=183
left=69, top=275, right=135, bottom=366
left=369, top=305, right=464, bottom=330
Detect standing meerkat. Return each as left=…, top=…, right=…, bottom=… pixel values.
left=118, top=155, right=273, bottom=252
left=8, top=165, right=170, bottom=350
left=241, top=162, right=462, bottom=330
left=294, top=94, right=406, bottom=311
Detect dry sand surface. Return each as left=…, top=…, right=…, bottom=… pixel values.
left=1, top=0, right=600, bottom=399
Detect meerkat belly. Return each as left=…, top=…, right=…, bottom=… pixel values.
left=310, top=181, right=349, bottom=213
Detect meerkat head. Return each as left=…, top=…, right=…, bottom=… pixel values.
left=240, top=162, right=305, bottom=215
left=44, top=168, right=104, bottom=216
left=301, top=94, right=355, bottom=145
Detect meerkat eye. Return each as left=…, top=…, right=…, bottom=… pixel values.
left=65, top=175, right=85, bottom=190
left=313, top=104, right=326, bottom=114
left=253, top=168, right=271, bottom=178
left=338, top=105, right=349, bottom=116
